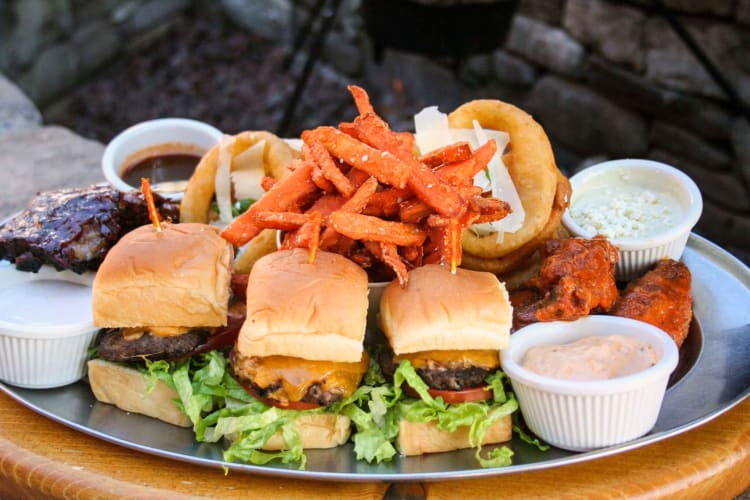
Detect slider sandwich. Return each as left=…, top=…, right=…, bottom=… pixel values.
left=88, top=222, right=238, bottom=427
left=377, top=264, right=518, bottom=464
left=226, top=248, right=370, bottom=455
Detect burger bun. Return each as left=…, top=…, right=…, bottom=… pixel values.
left=92, top=223, right=233, bottom=328
left=397, top=417, right=512, bottom=456
left=378, top=264, right=512, bottom=355
left=87, top=359, right=192, bottom=427
left=236, top=249, right=369, bottom=362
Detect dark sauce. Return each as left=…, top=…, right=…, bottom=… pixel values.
left=121, top=153, right=202, bottom=192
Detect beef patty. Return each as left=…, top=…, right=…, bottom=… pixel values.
left=379, top=347, right=499, bottom=391
left=230, top=349, right=369, bottom=407
left=96, top=328, right=209, bottom=362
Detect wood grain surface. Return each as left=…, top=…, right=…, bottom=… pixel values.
left=1, top=389, right=749, bottom=499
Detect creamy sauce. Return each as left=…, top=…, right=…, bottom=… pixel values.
left=569, top=184, right=682, bottom=239
left=0, top=280, right=92, bottom=326
left=522, top=335, right=658, bottom=381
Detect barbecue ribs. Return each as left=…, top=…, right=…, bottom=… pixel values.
left=0, top=184, right=179, bottom=273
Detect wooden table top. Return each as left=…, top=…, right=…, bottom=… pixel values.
left=0, top=388, right=749, bottom=499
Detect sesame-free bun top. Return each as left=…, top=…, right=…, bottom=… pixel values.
left=236, top=248, right=369, bottom=363
left=92, top=223, right=233, bottom=328
left=379, top=264, right=512, bottom=354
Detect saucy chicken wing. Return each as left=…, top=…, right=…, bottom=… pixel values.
left=511, top=236, right=619, bottom=329
left=611, top=258, right=692, bottom=348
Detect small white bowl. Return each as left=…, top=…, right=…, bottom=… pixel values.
left=501, top=315, right=679, bottom=451
left=0, top=263, right=98, bottom=389
left=562, top=159, right=702, bottom=281
left=367, top=280, right=389, bottom=327
left=102, top=118, right=223, bottom=200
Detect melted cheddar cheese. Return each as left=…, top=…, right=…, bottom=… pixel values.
left=394, top=349, right=500, bottom=370
left=122, top=326, right=199, bottom=339
left=238, top=352, right=369, bottom=404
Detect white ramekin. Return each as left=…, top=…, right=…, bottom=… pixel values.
left=101, top=117, right=223, bottom=200
left=501, top=315, right=679, bottom=451
left=561, top=159, right=703, bottom=281
left=0, top=263, right=98, bottom=389
left=367, top=280, right=389, bottom=327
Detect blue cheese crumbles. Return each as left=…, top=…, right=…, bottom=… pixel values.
left=569, top=186, right=681, bottom=240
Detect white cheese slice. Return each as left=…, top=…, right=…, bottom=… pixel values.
left=215, top=134, right=236, bottom=224
left=284, top=138, right=304, bottom=151
left=231, top=139, right=266, bottom=202
left=414, top=106, right=454, bottom=154
left=471, top=120, right=524, bottom=236
left=414, top=106, right=510, bottom=154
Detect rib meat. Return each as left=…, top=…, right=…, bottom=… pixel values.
left=0, top=184, right=179, bottom=273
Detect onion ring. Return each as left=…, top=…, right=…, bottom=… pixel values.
left=180, top=130, right=299, bottom=223
left=460, top=168, right=571, bottom=284
left=448, top=100, right=560, bottom=259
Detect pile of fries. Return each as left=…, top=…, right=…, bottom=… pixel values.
left=220, top=86, right=511, bottom=285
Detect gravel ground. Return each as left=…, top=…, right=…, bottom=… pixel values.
left=47, top=14, right=358, bottom=143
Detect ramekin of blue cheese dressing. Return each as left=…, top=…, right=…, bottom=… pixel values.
left=0, top=263, right=97, bottom=388
left=0, top=280, right=92, bottom=326
left=568, top=183, right=682, bottom=240
left=521, top=335, right=659, bottom=381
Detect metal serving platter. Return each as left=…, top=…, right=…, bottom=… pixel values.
left=2, top=233, right=749, bottom=482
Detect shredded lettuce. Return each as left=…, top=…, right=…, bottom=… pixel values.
left=513, top=421, right=551, bottom=452
left=339, top=356, right=400, bottom=463
left=143, top=350, right=395, bottom=469
left=210, top=198, right=256, bottom=217
left=342, top=390, right=399, bottom=464
left=389, top=360, right=519, bottom=468
left=139, top=351, right=542, bottom=470
left=144, top=351, right=317, bottom=469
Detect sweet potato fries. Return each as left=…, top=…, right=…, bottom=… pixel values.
left=221, top=86, right=511, bottom=285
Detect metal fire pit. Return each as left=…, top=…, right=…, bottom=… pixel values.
left=361, top=0, right=519, bottom=65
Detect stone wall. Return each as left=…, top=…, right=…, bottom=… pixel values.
left=0, top=0, right=196, bottom=107
left=1, top=0, right=749, bottom=264
left=511, top=0, right=750, bottom=265
left=0, top=74, right=104, bottom=217
left=293, top=0, right=750, bottom=263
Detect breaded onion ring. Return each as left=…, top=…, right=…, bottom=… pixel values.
left=180, top=130, right=299, bottom=223
left=461, top=168, right=571, bottom=285
left=448, top=100, right=561, bottom=259
left=233, top=228, right=278, bottom=273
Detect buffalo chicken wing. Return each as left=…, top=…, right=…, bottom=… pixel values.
left=611, top=258, right=692, bottom=348
left=511, top=236, right=619, bottom=329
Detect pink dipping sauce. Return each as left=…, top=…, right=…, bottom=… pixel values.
left=521, top=334, right=658, bottom=381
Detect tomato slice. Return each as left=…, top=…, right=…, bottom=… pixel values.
left=403, top=384, right=492, bottom=404
left=190, top=307, right=245, bottom=356
left=230, top=272, right=249, bottom=303
left=239, top=381, right=321, bottom=411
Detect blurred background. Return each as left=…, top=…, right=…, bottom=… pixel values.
left=0, top=0, right=748, bottom=264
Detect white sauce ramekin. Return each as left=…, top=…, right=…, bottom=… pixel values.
left=101, top=117, right=223, bottom=201
left=562, top=159, right=703, bottom=281
left=0, top=262, right=97, bottom=389
left=501, top=315, right=679, bottom=451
